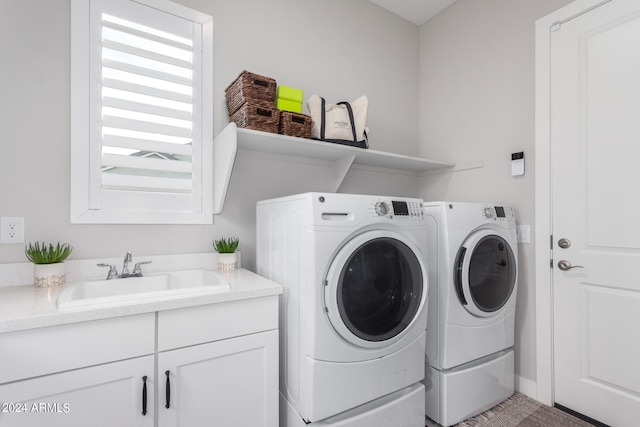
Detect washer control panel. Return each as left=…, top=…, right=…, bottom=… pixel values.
left=371, top=199, right=423, bottom=220
left=482, top=204, right=515, bottom=221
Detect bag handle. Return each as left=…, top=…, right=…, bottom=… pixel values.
left=337, top=101, right=358, bottom=144
left=320, top=97, right=326, bottom=140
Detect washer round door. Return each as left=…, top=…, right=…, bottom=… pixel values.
left=324, top=230, right=426, bottom=349
left=454, top=228, right=517, bottom=317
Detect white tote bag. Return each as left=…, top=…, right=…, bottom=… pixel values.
left=307, top=94, right=368, bottom=148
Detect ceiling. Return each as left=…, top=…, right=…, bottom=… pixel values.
left=368, top=0, right=458, bottom=26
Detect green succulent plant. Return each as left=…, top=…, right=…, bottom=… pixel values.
left=213, top=237, right=239, bottom=254
left=25, top=242, right=73, bottom=264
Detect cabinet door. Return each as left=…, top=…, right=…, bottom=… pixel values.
left=158, top=329, right=278, bottom=427
left=0, top=356, right=154, bottom=427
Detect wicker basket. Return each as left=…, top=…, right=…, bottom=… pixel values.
left=279, top=111, right=312, bottom=138
left=229, top=101, right=280, bottom=134
left=225, top=70, right=277, bottom=116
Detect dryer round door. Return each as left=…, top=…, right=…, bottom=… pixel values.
left=324, top=230, right=426, bottom=349
left=454, top=229, right=517, bottom=317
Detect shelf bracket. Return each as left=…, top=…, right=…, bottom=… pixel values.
left=333, top=155, right=356, bottom=192
left=212, top=123, right=238, bottom=214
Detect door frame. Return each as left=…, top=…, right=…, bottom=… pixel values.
left=534, top=0, right=612, bottom=406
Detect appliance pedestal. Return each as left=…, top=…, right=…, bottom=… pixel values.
left=281, top=383, right=425, bottom=427
left=424, top=349, right=514, bottom=427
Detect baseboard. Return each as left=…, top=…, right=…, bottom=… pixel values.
left=515, top=375, right=537, bottom=400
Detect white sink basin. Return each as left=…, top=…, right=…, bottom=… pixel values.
left=57, top=269, right=230, bottom=310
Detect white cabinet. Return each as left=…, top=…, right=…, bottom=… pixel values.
left=158, top=330, right=278, bottom=427
left=0, top=314, right=155, bottom=427
left=0, top=296, right=279, bottom=427
left=0, top=313, right=155, bottom=384
left=0, top=356, right=154, bottom=427
left=156, top=296, right=279, bottom=427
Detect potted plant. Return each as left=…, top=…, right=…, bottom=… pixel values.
left=25, top=242, right=73, bottom=287
left=213, top=237, right=239, bottom=272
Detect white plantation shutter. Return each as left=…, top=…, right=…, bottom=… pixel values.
left=71, top=0, right=213, bottom=224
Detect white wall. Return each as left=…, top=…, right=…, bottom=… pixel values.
left=0, top=0, right=420, bottom=266
left=1, top=0, right=584, bottom=399
left=417, top=0, right=574, bottom=394
left=190, top=0, right=421, bottom=153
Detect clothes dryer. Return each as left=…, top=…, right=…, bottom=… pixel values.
left=422, top=202, right=518, bottom=427
left=257, top=193, right=428, bottom=427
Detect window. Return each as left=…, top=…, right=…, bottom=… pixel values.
left=71, top=0, right=213, bottom=224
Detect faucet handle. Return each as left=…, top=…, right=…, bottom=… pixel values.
left=97, top=263, right=118, bottom=280
left=132, top=261, right=152, bottom=276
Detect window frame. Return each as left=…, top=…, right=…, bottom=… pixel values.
left=70, top=0, right=214, bottom=224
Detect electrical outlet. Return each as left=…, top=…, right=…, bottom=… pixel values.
left=1, top=217, right=25, bottom=244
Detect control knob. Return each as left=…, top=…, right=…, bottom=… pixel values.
left=483, top=206, right=494, bottom=219
left=374, top=201, right=389, bottom=216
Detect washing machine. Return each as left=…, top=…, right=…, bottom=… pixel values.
left=256, top=192, right=428, bottom=427
left=422, top=201, right=518, bottom=427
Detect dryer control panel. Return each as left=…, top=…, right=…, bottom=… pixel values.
left=371, top=199, right=423, bottom=220
left=482, top=205, right=515, bottom=221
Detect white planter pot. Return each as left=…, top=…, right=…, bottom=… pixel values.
left=34, top=262, right=66, bottom=287
left=217, top=252, right=238, bottom=272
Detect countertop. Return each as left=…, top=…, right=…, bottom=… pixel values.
left=0, top=268, right=282, bottom=334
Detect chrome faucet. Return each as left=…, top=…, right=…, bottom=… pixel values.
left=121, top=252, right=133, bottom=277
left=97, top=252, right=152, bottom=279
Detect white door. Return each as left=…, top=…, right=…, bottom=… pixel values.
left=157, top=330, right=278, bottom=427
left=0, top=356, right=154, bottom=427
left=551, top=1, right=640, bottom=425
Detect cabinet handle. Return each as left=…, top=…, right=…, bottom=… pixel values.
left=141, top=376, right=148, bottom=416
left=165, top=370, right=171, bottom=408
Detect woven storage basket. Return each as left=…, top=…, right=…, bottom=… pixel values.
left=279, top=111, right=312, bottom=138
left=230, top=101, right=280, bottom=134
left=225, top=70, right=277, bottom=116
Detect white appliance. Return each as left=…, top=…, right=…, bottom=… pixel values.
left=257, top=193, right=429, bottom=427
left=422, top=202, right=518, bottom=427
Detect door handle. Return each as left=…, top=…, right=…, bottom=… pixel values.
left=165, top=370, right=171, bottom=409
left=142, top=375, right=148, bottom=416
left=557, top=260, right=584, bottom=271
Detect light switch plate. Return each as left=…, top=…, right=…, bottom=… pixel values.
left=516, top=225, right=530, bottom=244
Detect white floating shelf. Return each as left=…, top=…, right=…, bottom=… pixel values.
left=213, top=123, right=453, bottom=213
